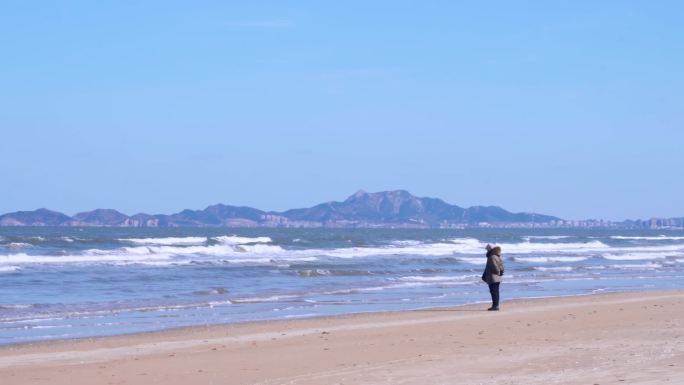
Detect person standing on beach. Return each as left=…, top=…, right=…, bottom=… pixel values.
left=482, top=244, right=504, bottom=311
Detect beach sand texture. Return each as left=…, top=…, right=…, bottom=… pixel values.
left=1, top=290, right=682, bottom=385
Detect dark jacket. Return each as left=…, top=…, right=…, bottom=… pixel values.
left=482, top=248, right=504, bottom=284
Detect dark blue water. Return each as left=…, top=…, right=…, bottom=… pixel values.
left=1, top=228, right=683, bottom=345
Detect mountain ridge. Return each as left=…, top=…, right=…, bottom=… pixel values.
left=0, top=190, right=561, bottom=228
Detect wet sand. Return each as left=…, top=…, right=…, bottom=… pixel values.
left=1, top=290, right=683, bottom=385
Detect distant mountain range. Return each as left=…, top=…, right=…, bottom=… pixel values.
left=0, top=190, right=560, bottom=228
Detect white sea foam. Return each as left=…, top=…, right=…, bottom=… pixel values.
left=388, top=275, right=472, bottom=291
left=483, top=243, right=684, bottom=261
left=119, top=244, right=238, bottom=256
left=601, top=253, right=673, bottom=261
left=0, top=242, right=317, bottom=267
left=98, top=237, right=638, bottom=264
left=54, top=237, right=611, bottom=266
left=524, top=236, right=574, bottom=240
left=231, top=294, right=304, bottom=304
left=86, top=243, right=286, bottom=258
left=0, top=252, right=174, bottom=265
left=513, top=256, right=589, bottom=263
left=533, top=266, right=574, bottom=272
left=297, top=269, right=332, bottom=277
left=111, top=260, right=196, bottom=267
left=395, top=274, right=478, bottom=282
left=284, top=313, right=321, bottom=319
left=108, top=243, right=304, bottom=264
left=455, top=257, right=485, bottom=265
left=119, top=237, right=208, bottom=246
left=314, top=242, right=473, bottom=258
left=27, top=325, right=72, bottom=330
left=0, top=301, right=229, bottom=324
left=0, top=266, right=21, bottom=273
left=245, top=279, right=480, bottom=303
left=232, top=256, right=319, bottom=264
left=447, top=237, right=484, bottom=252
left=610, top=235, right=684, bottom=240
left=504, top=277, right=555, bottom=284
left=236, top=244, right=284, bottom=253
left=178, top=237, right=618, bottom=262
left=389, top=240, right=423, bottom=246
left=6, top=242, right=31, bottom=249
left=304, top=238, right=607, bottom=259
left=501, top=241, right=609, bottom=254
left=6, top=235, right=683, bottom=269
left=441, top=238, right=611, bottom=255
left=611, top=263, right=663, bottom=270
left=213, top=236, right=272, bottom=245
left=356, top=280, right=474, bottom=292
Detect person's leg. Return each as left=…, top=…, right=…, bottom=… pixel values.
left=492, top=282, right=500, bottom=308
left=488, top=283, right=496, bottom=308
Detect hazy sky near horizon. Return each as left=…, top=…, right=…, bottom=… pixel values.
left=1, top=1, right=682, bottom=220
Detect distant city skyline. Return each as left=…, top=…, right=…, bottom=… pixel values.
left=1, top=1, right=682, bottom=221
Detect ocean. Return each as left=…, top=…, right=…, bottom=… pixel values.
left=1, top=227, right=683, bottom=345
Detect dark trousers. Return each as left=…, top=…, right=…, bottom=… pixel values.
left=488, top=282, right=500, bottom=308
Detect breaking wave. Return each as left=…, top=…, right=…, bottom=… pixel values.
left=601, top=252, right=675, bottom=261
left=118, top=236, right=272, bottom=246
left=610, top=235, right=684, bottom=241
left=513, top=256, right=589, bottom=263
left=533, top=266, right=574, bottom=272
left=0, top=252, right=173, bottom=265
left=611, top=262, right=663, bottom=270
left=285, top=238, right=611, bottom=259
left=6, top=242, right=31, bottom=249
left=454, top=257, right=485, bottom=265
left=3, top=234, right=684, bottom=269
left=213, top=236, right=272, bottom=245
left=500, top=241, right=609, bottom=254
left=296, top=269, right=376, bottom=277
left=119, top=237, right=208, bottom=246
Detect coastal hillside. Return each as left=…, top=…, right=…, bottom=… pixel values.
left=0, top=190, right=558, bottom=228
left=282, top=190, right=557, bottom=227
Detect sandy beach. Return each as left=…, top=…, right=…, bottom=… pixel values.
left=1, top=290, right=682, bottom=385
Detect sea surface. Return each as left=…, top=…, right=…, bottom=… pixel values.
left=1, top=227, right=684, bottom=345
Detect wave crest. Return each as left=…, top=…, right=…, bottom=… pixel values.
left=610, top=235, right=684, bottom=241
left=119, top=237, right=207, bottom=246
left=213, top=236, right=272, bottom=245
left=513, top=256, right=589, bottom=263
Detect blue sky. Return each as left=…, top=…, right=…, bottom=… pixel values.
left=1, top=1, right=682, bottom=220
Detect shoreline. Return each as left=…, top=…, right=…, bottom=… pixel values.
left=0, top=288, right=654, bottom=349
left=2, top=289, right=683, bottom=384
